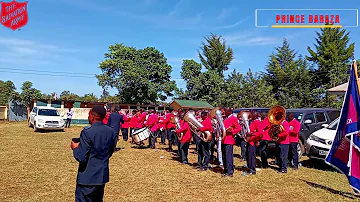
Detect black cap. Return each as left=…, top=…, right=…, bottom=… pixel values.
left=92, top=105, right=106, bottom=118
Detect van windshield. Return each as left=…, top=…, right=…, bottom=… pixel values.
left=38, top=109, right=59, bottom=116
left=327, top=118, right=339, bottom=130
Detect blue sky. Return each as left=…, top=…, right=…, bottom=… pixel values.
left=0, top=0, right=359, bottom=102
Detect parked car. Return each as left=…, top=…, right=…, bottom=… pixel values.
left=233, top=108, right=270, bottom=115
left=28, top=106, right=65, bottom=132
left=305, top=118, right=338, bottom=160
left=285, top=108, right=340, bottom=157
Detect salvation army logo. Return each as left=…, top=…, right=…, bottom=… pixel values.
left=0, top=0, right=28, bottom=31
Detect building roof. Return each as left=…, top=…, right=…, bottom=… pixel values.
left=169, top=99, right=213, bottom=108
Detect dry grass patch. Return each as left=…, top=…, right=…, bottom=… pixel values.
left=0, top=122, right=359, bottom=202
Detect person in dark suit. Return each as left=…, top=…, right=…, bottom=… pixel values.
left=107, top=106, right=125, bottom=146
left=71, top=105, right=117, bottom=202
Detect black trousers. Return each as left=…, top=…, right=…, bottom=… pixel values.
left=75, top=184, right=105, bottom=202
left=167, top=129, right=175, bottom=150
left=240, top=138, right=247, bottom=160
left=198, top=141, right=211, bottom=169
left=246, top=143, right=257, bottom=173
left=221, top=144, right=234, bottom=175
left=66, top=118, right=71, bottom=128
left=179, top=142, right=189, bottom=163
left=160, top=130, right=166, bottom=144
left=122, top=128, right=129, bottom=141
left=194, top=134, right=201, bottom=152
left=259, top=140, right=269, bottom=167
left=210, top=133, right=216, bottom=161
left=148, top=130, right=158, bottom=148
left=289, top=142, right=299, bottom=168
left=277, top=144, right=289, bottom=171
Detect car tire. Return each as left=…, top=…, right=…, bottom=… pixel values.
left=33, top=121, right=38, bottom=132
left=297, top=140, right=305, bottom=160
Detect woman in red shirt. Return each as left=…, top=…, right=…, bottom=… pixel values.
left=175, top=111, right=192, bottom=164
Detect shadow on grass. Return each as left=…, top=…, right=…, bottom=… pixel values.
left=300, top=159, right=337, bottom=172
left=301, top=180, right=360, bottom=200
left=38, top=130, right=65, bottom=133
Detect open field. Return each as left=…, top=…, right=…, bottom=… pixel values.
left=0, top=121, right=359, bottom=202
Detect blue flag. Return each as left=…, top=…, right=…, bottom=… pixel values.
left=325, top=60, right=360, bottom=193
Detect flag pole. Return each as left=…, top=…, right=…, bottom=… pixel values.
left=353, top=59, right=360, bottom=95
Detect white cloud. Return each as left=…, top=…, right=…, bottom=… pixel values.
left=169, top=0, right=185, bottom=16
left=0, top=36, right=79, bottom=65
left=218, top=16, right=250, bottom=29
left=217, top=8, right=238, bottom=20
left=223, top=31, right=282, bottom=46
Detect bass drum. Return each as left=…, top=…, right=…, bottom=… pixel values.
left=132, top=127, right=151, bottom=143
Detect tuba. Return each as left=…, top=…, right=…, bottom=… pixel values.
left=210, top=107, right=226, bottom=140
left=239, top=110, right=252, bottom=142
left=170, top=112, right=183, bottom=141
left=184, top=111, right=212, bottom=142
left=268, top=106, right=286, bottom=141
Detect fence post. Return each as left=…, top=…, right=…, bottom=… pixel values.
left=5, top=104, right=8, bottom=120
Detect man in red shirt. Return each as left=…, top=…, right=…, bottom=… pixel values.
left=222, top=107, right=241, bottom=177
left=198, top=111, right=212, bottom=171
left=158, top=111, right=166, bottom=145
left=145, top=110, right=158, bottom=149
left=260, top=112, right=271, bottom=168
left=175, top=111, right=192, bottom=164
left=276, top=118, right=290, bottom=173
left=121, top=110, right=131, bottom=141
left=288, top=113, right=301, bottom=170
left=247, top=111, right=264, bottom=175
left=102, top=108, right=111, bottom=125
left=129, top=110, right=138, bottom=144
left=163, top=109, right=176, bottom=152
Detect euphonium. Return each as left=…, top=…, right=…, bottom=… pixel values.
left=170, top=112, right=183, bottom=140
left=210, top=107, right=226, bottom=140
left=184, top=111, right=212, bottom=142
left=238, top=110, right=252, bottom=142
left=268, top=106, right=286, bottom=141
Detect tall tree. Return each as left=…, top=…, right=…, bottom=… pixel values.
left=60, top=90, right=80, bottom=101
left=0, top=80, right=16, bottom=106
left=198, top=33, right=234, bottom=77
left=307, top=27, right=354, bottom=108
left=80, top=93, right=98, bottom=102
left=307, top=27, right=355, bottom=88
left=97, top=44, right=177, bottom=104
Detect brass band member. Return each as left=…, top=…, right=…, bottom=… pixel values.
left=246, top=111, right=264, bottom=175
left=237, top=112, right=248, bottom=162
left=260, top=112, right=271, bottom=168
left=175, top=111, right=192, bottom=164
left=121, top=110, right=131, bottom=142
left=222, top=108, right=241, bottom=177
left=197, top=111, right=212, bottom=171
left=276, top=118, right=290, bottom=173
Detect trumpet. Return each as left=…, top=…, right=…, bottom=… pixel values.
left=210, top=107, right=226, bottom=140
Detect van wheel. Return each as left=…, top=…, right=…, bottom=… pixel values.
left=33, top=122, right=38, bottom=132
left=298, top=140, right=304, bottom=159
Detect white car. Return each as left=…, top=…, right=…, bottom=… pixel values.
left=28, top=106, right=65, bottom=132
left=305, top=118, right=338, bottom=160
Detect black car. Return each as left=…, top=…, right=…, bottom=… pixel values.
left=233, top=108, right=270, bottom=115
left=285, top=108, right=340, bottom=156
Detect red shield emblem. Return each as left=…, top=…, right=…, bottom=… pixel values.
left=0, top=0, right=28, bottom=31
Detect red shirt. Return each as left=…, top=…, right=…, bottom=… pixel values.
left=277, top=120, right=290, bottom=144
left=102, top=112, right=110, bottom=124
left=289, top=118, right=301, bottom=143
left=261, top=117, right=271, bottom=141
left=222, top=114, right=242, bottom=145
left=145, top=113, right=158, bottom=132
left=176, top=120, right=192, bottom=143
left=248, top=119, right=264, bottom=146
left=158, top=116, right=166, bottom=130
left=164, top=113, right=175, bottom=129
left=129, top=115, right=138, bottom=128
left=200, top=117, right=213, bottom=133
left=140, top=112, right=147, bottom=128
left=135, top=115, right=143, bottom=129
left=122, top=114, right=130, bottom=128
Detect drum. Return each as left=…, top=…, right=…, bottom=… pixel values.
left=132, top=127, right=151, bottom=143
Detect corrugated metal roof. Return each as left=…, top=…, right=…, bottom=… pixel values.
left=170, top=99, right=213, bottom=108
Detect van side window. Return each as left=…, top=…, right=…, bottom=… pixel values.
left=32, top=107, right=37, bottom=113
left=327, top=110, right=340, bottom=122
left=303, top=113, right=315, bottom=123
left=315, top=112, right=327, bottom=123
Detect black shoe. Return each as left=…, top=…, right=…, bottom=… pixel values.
left=224, top=174, right=233, bottom=177
left=248, top=171, right=256, bottom=175
left=262, top=165, right=269, bottom=169
left=278, top=170, right=287, bottom=174
left=293, top=167, right=298, bottom=170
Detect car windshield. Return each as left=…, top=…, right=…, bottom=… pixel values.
left=38, top=109, right=59, bottom=116
left=327, top=118, right=339, bottom=130
left=287, top=112, right=303, bottom=122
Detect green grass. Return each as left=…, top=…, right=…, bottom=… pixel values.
left=0, top=121, right=359, bottom=202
